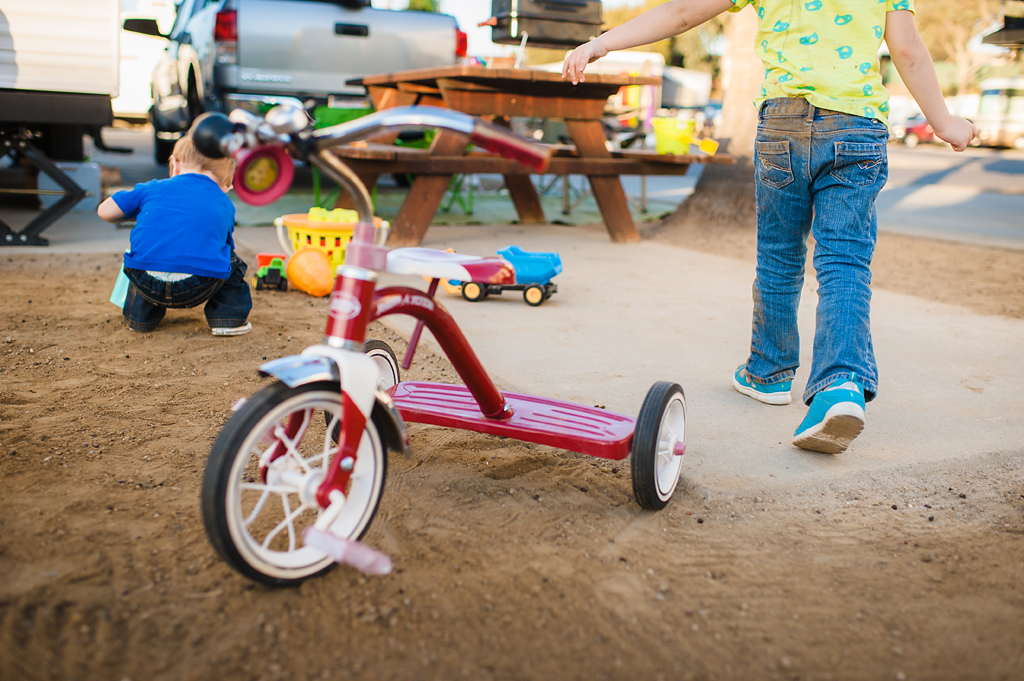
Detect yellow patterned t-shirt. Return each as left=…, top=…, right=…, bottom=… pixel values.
left=729, top=0, right=915, bottom=128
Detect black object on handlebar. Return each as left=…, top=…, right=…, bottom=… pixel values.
left=470, top=120, right=551, bottom=173
left=192, top=112, right=235, bottom=159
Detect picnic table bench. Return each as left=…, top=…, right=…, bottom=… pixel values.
left=339, top=65, right=732, bottom=247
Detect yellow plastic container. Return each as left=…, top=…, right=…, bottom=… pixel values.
left=652, top=117, right=696, bottom=155
left=275, top=212, right=384, bottom=270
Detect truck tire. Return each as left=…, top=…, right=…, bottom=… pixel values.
left=154, top=127, right=176, bottom=165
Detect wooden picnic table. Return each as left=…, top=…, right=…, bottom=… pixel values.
left=342, top=65, right=726, bottom=246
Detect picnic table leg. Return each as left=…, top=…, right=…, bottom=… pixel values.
left=387, top=129, right=468, bottom=247
left=564, top=120, right=641, bottom=243
left=503, top=175, right=546, bottom=224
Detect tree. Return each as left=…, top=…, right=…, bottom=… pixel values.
left=915, top=0, right=1003, bottom=94
left=650, top=7, right=761, bottom=237
left=406, top=0, right=437, bottom=12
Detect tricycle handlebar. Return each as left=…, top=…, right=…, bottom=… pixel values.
left=191, top=105, right=552, bottom=215
left=194, top=105, right=550, bottom=172
left=469, top=119, right=551, bottom=173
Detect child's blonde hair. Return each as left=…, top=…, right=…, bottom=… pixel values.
left=170, top=133, right=236, bottom=188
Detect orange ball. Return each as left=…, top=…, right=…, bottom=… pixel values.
left=286, top=248, right=334, bottom=297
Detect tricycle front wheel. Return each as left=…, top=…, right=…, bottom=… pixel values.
left=201, top=381, right=387, bottom=586
left=630, top=382, right=686, bottom=510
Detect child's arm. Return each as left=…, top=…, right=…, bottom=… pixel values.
left=97, top=196, right=126, bottom=223
left=885, top=10, right=977, bottom=152
left=562, top=0, right=734, bottom=84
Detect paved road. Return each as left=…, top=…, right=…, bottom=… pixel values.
left=615, top=142, right=1024, bottom=250
left=877, top=144, right=1024, bottom=249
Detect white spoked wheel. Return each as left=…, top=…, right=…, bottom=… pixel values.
left=201, top=381, right=386, bottom=586
left=630, top=382, right=686, bottom=510
left=364, top=339, right=400, bottom=391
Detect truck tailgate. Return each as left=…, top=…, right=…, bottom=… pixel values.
left=237, top=0, right=457, bottom=98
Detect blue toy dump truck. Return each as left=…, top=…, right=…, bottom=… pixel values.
left=460, top=245, right=562, bottom=306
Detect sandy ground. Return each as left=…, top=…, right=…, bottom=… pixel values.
left=1, top=227, right=1023, bottom=681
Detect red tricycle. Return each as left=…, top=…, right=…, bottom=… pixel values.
left=194, top=105, right=687, bottom=586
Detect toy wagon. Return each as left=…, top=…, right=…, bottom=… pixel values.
left=460, top=245, right=561, bottom=306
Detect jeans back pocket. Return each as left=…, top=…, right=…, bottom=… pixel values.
left=831, top=141, right=885, bottom=186
left=755, top=140, right=794, bottom=189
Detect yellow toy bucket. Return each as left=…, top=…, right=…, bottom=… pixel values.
left=275, top=211, right=384, bottom=270
left=652, top=117, right=695, bottom=155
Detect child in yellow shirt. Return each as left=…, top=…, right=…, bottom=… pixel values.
left=564, top=0, right=975, bottom=454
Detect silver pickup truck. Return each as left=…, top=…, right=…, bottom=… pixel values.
left=125, top=0, right=466, bottom=162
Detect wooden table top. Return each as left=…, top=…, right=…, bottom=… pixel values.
left=349, top=65, right=660, bottom=96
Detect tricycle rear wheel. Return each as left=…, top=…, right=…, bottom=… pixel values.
left=365, top=339, right=400, bottom=391
left=630, top=382, right=686, bottom=510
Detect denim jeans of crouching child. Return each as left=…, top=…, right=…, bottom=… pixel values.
left=745, top=98, right=888, bottom=405
left=122, top=250, right=252, bottom=332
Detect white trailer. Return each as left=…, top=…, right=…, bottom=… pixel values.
left=1, top=0, right=119, bottom=156
left=0, top=0, right=120, bottom=244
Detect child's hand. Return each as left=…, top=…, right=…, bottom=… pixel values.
left=561, top=38, right=608, bottom=85
left=932, top=116, right=977, bottom=152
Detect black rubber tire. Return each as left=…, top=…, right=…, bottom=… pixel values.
left=630, top=381, right=686, bottom=510
left=278, top=278, right=288, bottom=292
left=364, top=339, right=401, bottom=391
left=325, top=340, right=401, bottom=443
left=461, top=282, right=487, bottom=302
left=202, top=380, right=386, bottom=587
left=253, top=276, right=264, bottom=290
left=523, top=285, right=545, bottom=306
left=154, top=127, right=175, bottom=165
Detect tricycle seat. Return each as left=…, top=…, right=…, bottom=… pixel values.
left=386, top=248, right=516, bottom=285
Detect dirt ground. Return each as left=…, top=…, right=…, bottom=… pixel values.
left=1, top=227, right=1023, bottom=681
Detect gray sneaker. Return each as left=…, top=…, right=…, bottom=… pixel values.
left=211, top=322, right=252, bottom=337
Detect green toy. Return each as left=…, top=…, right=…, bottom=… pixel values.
left=253, top=253, right=289, bottom=291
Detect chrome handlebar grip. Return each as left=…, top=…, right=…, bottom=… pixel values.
left=309, top=106, right=476, bottom=150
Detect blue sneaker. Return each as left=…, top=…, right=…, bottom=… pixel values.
left=732, top=365, right=792, bottom=405
left=792, top=376, right=866, bottom=454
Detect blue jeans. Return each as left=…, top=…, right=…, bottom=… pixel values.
left=123, top=250, right=252, bottom=332
left=745, top=98, right=888, bottom=405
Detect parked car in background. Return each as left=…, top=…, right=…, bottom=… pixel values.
left=973, top=77, right=1024, bottom=150
left=124, top=0, right=467, bottom=162
left=113, top=0, right=177, bottom=122
left=891, top=114, right=934, bottom=148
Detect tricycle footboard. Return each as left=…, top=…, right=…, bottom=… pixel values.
left=392, top=381, right=634, bottom=460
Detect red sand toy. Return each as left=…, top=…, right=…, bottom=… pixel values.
left=193, top=105, right=687, bottom=586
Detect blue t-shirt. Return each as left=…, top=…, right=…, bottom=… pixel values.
left=114, top=173, right=236, bottom=278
